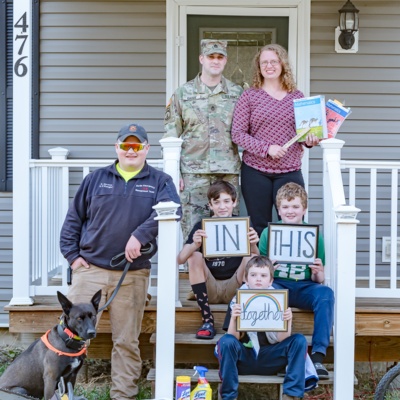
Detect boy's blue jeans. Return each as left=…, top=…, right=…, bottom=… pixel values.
left=272, top=278, right=335, bottom=356
left=216, top=333, right=307, bottom=399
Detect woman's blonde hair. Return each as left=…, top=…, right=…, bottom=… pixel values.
left=252, top=44, right=297, bottom=92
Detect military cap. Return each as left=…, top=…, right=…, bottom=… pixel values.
left=201, top=39, right=228, bottom=57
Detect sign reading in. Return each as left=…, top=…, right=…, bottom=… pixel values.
left=236, top=289, right=288, bottom=332
left=267, top=223, right=319, bottom=265
left=202, top=217, right=250, bottom=258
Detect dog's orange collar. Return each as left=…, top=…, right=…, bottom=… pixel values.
left=41, top=330, right=87, bottom=357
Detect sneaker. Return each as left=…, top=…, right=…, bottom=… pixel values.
left=314, top=362, right=330, bottom=379
left=282, top=395, right=300, bottom=400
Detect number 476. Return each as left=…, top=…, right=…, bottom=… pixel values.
left=14, top=12, right=29, bottom=77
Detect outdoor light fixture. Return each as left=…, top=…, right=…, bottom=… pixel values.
left=335, top=0, right=359, bottom=53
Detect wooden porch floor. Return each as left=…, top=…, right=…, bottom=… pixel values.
left=5, top=277, right=400, bottom=363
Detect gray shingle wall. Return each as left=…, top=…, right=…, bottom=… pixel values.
left=39, top=0, right=167, bottom=160
left=308, top=0, right=400, bottom=278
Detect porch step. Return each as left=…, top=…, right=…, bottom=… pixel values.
left=147, top=367, right=336, bottom=384
left=149, top=333, right=334, bottom=346
left=147, top=368, right=339, bottom=400
left=150, top=333, right=334, bottom=365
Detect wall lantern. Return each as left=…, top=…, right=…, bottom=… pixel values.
left=335, top=0, right=359, bottom=53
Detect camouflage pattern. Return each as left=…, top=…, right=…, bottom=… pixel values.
left=201, top=39, right=227, bottom=56
left=164, top=73, right=243, bottom=174
left=180, top=173, right=240, bottom=241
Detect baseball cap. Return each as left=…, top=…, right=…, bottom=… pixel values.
left=117, top=123, right=148, bottom=143
left=201, top=39, right=228, bottom=57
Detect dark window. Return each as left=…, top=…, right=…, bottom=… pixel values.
left=0, top=0, right=39, bottom=192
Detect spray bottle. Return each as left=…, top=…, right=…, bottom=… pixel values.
left=190, top=366, right=212, bottom=400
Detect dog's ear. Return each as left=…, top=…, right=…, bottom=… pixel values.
left=91, top=289, right=102, bottom=312
left=57, top=291, right=73, bottom=316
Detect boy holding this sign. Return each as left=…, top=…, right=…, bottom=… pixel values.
left=177, top=180, right=259, bottom=340
left=259, top=182, right=334, bottom=379
left=216, top=256, right=312, bottom=400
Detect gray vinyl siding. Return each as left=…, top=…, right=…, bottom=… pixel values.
left=39, top=0, right=167, bottom=160
left=0, top=194, right=12, bottom=326
left=308, top=0, right=400, bottom=279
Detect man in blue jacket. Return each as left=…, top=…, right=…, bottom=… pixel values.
left=60, top=123, right=181, bottom=400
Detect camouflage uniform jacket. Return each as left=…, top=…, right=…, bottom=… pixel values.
left=164, top=73, right=243, bottom=174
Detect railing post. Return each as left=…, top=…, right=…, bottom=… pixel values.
left=153, top=201, right=180, bottom=400
left=333, top=205, right=360, bottom=400
left=159, top=137, right=182, bottom=191
left=160, top=137, right=183, bottom=305
left=48, top=148, right=70, bottom=288
left=320, top=138, right=345, bottom=290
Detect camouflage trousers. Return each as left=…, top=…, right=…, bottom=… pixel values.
left=180, top=173, right=240, bottom=242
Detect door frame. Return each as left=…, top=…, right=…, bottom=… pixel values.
left=166, top=0, right=311, bottom=99
left=165, top=0, right=311, bottom=188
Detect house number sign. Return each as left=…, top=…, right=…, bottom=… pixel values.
left=14, top=12, right=29, bottom=77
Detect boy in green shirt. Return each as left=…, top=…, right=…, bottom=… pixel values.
left=259, top=182, right=334, bottom=379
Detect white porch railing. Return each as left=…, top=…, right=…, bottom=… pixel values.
left=340, top=160, right=400, bottom=298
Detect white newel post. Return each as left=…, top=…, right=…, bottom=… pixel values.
left=10, top=0, right=34, bottom=305
left=159, top=137, right=183, bottom=306
left=48, top=148, right=70, bottom=287
left=153, top=201, right=180, bottom=400
left=320, top=138, right=345, bottom=290
left=333, top=205, right=359, bottom=400
left=159, top=137, right=182, bottom=190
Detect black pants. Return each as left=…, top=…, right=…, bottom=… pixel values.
left=240, top=163, right=305, bottom=237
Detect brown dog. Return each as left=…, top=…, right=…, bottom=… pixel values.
left=0, top=290, right=101, bottom=400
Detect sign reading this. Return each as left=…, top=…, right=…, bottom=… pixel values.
left=267, top=223, right=319, bottom=265
left=236, top=289, right=288, bottom=332
left=202, top=217, right=250, bottom=258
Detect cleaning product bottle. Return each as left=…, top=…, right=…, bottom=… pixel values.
left=176, top=375, right=191, bottom=400
left=190, top=366, right=212, bottom=400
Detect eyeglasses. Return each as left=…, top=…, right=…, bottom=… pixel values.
left=118, top=142, right=147, bottom=152
left=261, top=60, right=280, bottom=67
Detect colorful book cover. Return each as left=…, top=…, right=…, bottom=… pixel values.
left=326, top=99, right=352, bottom=138
left=293, top=95, right=328, bottom=142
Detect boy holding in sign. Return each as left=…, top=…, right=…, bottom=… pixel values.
left=259, top=182, right=334, bottom=379
left=216, top=256, right=315, bottom=400
left=177, top=180, right=259, bottom=340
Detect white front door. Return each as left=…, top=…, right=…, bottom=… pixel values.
left=165, top=0, right=311, bottom=187
left=166, top=0, right=311, bottom=98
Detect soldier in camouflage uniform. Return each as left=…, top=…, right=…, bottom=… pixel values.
left=164, top=39, right=243, bottom=240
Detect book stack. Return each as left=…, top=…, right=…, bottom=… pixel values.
left=325, top=99, right=352, bottom=138
left=293, top=95, right=328, bottom=142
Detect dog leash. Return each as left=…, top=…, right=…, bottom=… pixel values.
left=97, top=242, right=155, bottom=313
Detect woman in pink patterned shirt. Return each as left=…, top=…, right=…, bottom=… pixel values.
left=231, top=44, right=320, bottom=237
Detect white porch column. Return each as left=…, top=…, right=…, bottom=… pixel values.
left=159, top=137, right=182, bottom=191
left=153, top=201, right=180, bottom=400
left=320, top=138, right=345, bottom=290
left=333, top=205, right=359, bottom=400
left=160, top=137, right=183, bottom=306
left=10, top=0, right=33, bottom=305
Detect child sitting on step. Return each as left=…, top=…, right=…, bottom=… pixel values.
left=215, top=256, right=317, bottom=400
left=177, top=180, right=259, bottom=340
left=259, top=182, right=334, bottom=379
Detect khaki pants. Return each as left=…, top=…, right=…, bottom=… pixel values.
left=180, top=173, right=240, bottom=241
left=68, top=264, right=150, bottom=400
